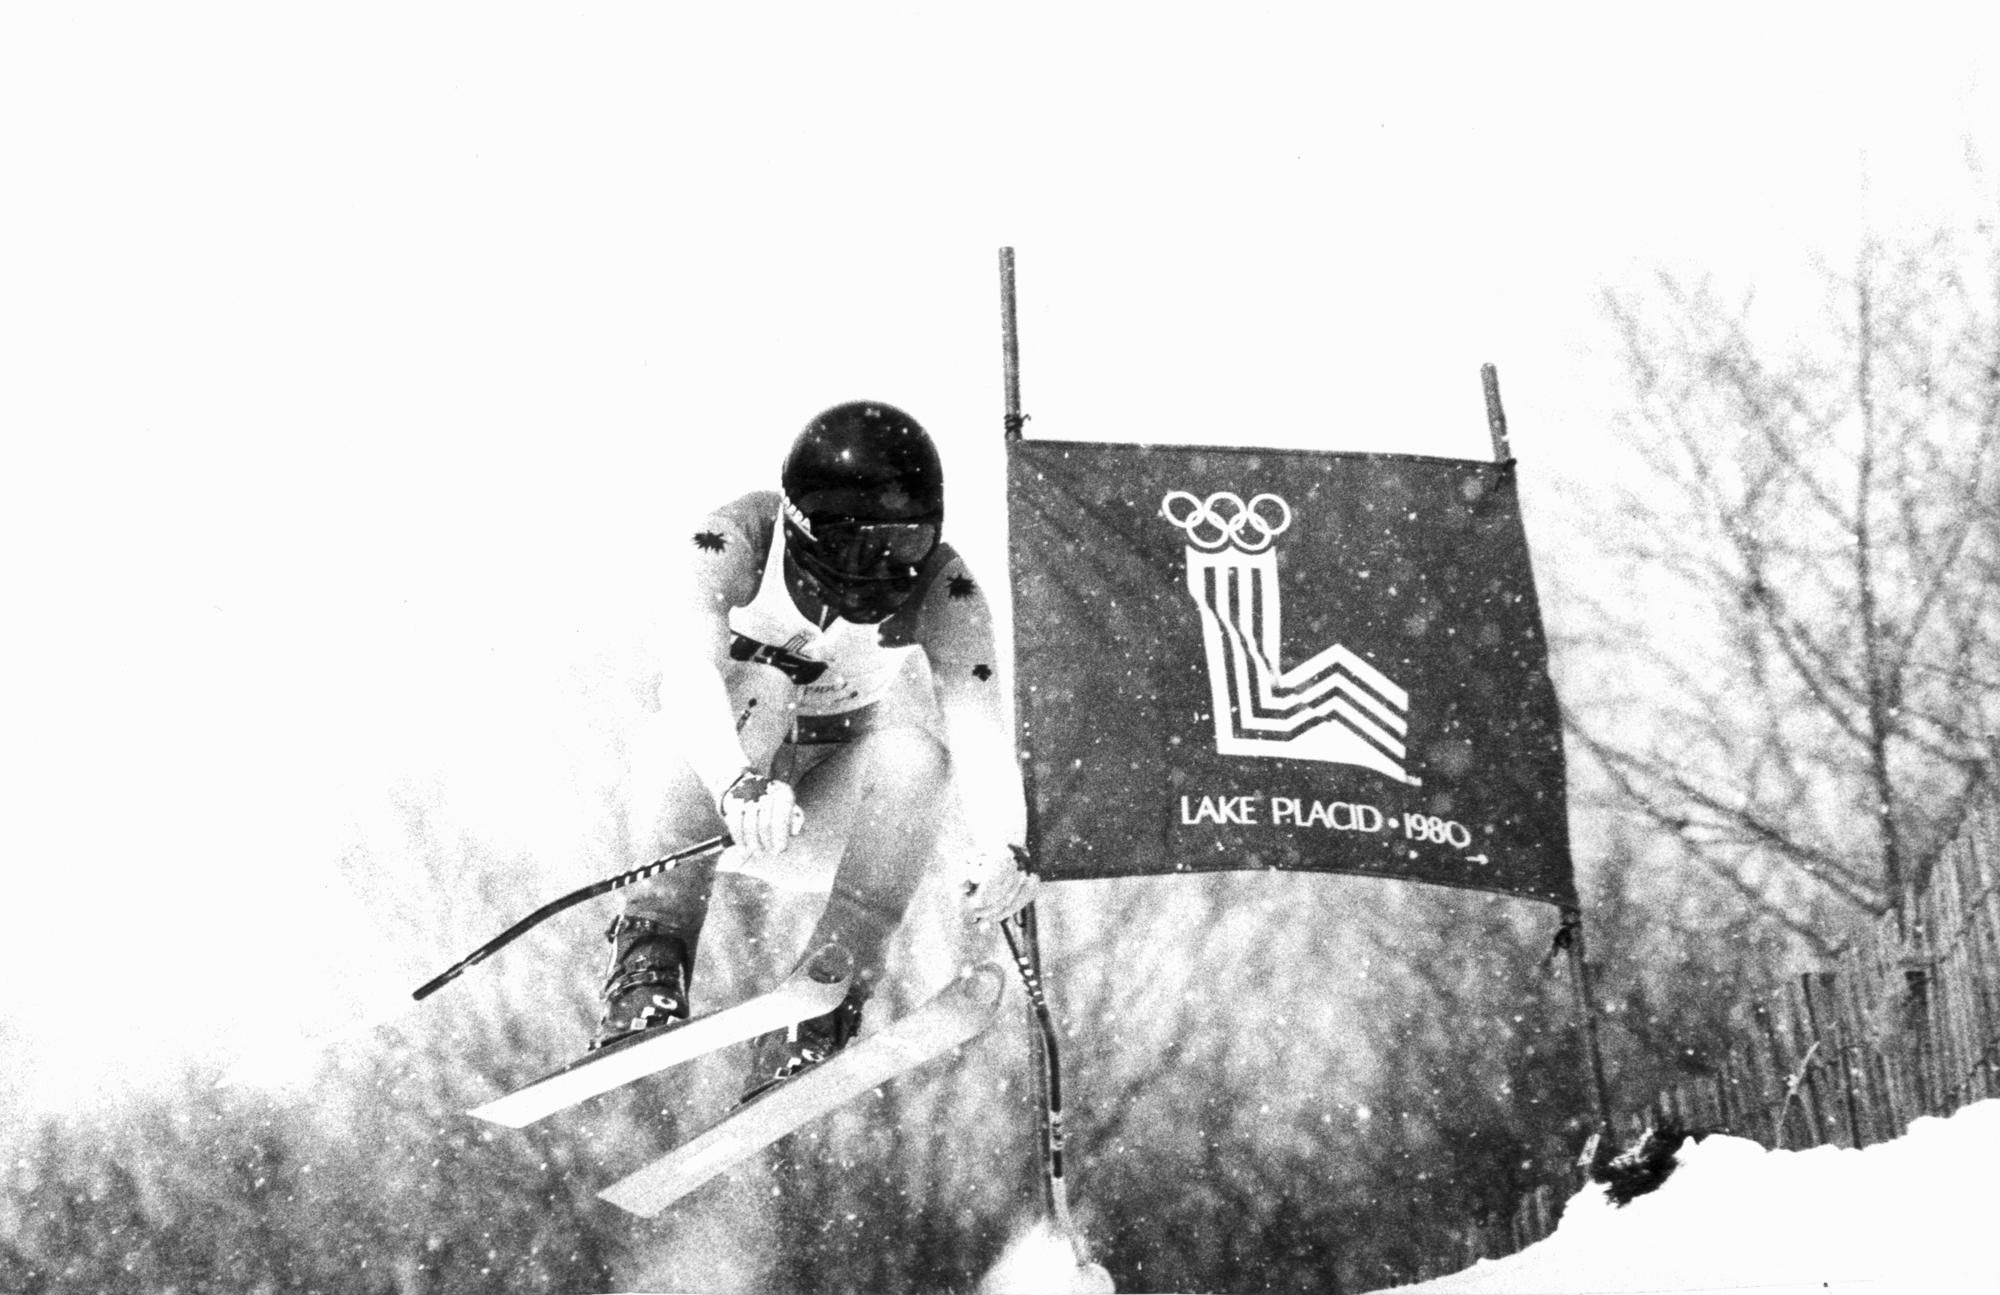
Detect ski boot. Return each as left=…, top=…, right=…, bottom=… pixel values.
left=589, top=914, right=694, bottom=1051
left=740, top=983, right=867, bottom=1103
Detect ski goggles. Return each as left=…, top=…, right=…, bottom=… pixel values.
left=805, top=519, right=941, bottom=576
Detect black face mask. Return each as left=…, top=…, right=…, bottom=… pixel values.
left=787, top=517, right=941, bottom=624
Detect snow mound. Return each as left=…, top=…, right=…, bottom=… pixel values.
left=979, top=1219, right=1117, bottom=1294
left=1385, top=1098, right=2000, bottom=1294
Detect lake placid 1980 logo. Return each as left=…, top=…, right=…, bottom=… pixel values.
left=1160, top=490, right=1418, bottom=785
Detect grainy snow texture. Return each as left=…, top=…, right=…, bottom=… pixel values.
left=1382, top=1099, right=2000, bottom=1294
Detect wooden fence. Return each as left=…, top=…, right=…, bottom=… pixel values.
left=1641, top=787, right=2000, bottom=1149
left=1412, top=783, right=2000, bottom=1281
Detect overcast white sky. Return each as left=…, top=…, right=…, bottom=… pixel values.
left=3, top=5, right=1996, bottom=1100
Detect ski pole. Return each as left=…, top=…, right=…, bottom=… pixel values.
left=411, top=834, right=730, bottom=1002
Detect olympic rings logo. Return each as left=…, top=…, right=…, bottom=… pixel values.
left=1159, top=490, right=1293, bottom=553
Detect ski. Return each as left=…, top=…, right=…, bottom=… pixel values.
left=468, top=944, right=855, bottom=1130
left=597, top=962, right=1008, bottom=1217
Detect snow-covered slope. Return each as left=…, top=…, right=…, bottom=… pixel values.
left=1383, top=1099, right=2000, bottom=1294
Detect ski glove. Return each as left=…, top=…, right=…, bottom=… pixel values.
left=962, top=843, right=1039, bottom=926
left=720, top=770, right=800, bottom=855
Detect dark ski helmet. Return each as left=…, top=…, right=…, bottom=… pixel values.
left=780, top=401, right=944, bottom=623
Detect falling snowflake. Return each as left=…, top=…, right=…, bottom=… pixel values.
left=947, top=574, right=977, bottom=599
left=971, top=664, right=994, bottom=682
left=693, top=531, right=727, bottom=553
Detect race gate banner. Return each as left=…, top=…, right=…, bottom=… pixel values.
left=1006, top=439, right=1576, bottom=907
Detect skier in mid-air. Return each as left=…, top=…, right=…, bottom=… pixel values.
left=595, top=400, right=1037, bottom=1101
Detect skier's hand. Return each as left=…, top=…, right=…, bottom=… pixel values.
left=962, top=843, right=1039, bottom=926
left=719, top=770, right=801, bottom=855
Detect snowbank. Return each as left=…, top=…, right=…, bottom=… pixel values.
left=1384, top=1098, right=2000, bottom=1294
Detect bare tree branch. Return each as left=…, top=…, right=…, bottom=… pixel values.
left=1577, top=231, right=2000, bottom=943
